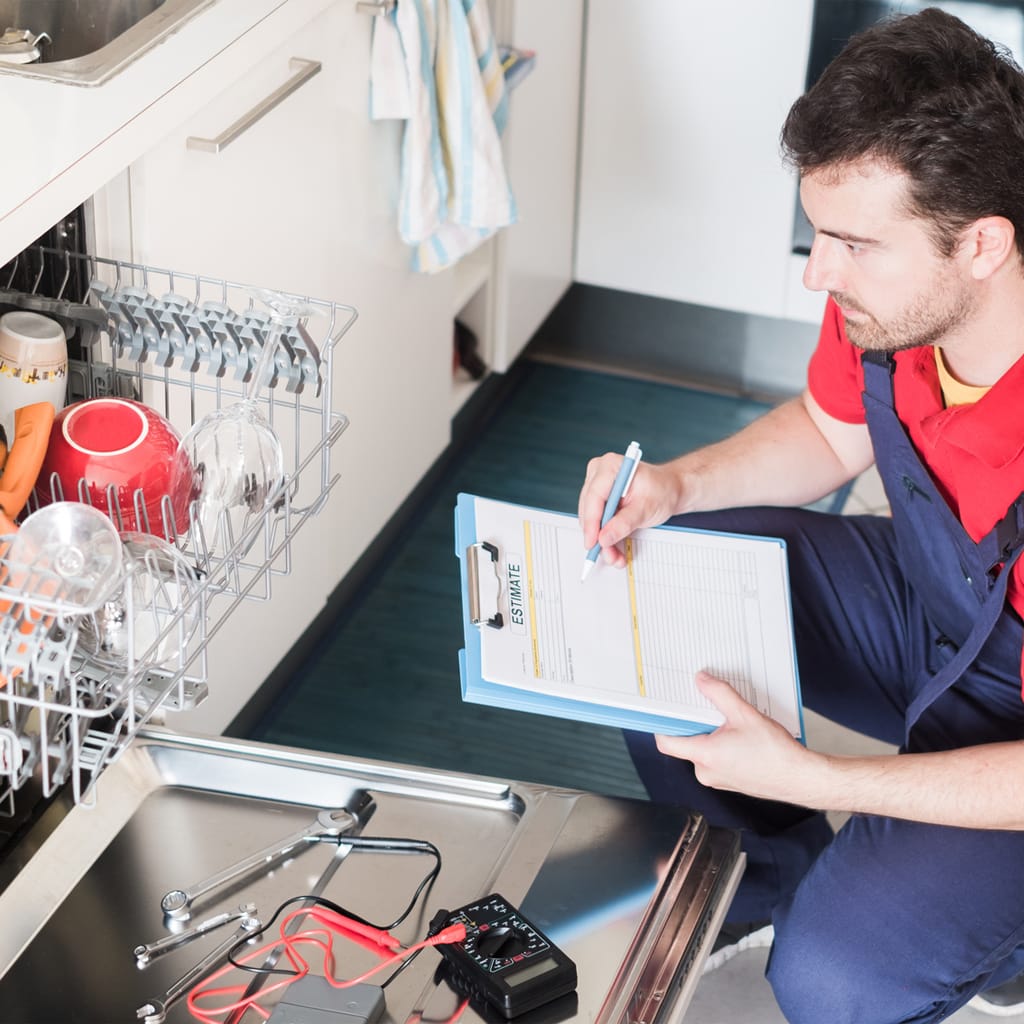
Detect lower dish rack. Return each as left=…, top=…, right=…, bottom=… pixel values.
left=0, top=247, right=356, bottom=810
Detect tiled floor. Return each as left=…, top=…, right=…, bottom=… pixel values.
left=685, top=467, right=1004, bottom=1023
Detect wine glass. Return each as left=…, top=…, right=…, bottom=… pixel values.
left=4, top=502, right=124, bottom=614
left=172, top=290, right=317, bottom=561
left=77, top=532, right=201, bottom=672
left=0, top=502, right=124, bottom=690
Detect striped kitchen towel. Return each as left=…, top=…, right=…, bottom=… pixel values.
left=370, top=0, right=517, bottom=272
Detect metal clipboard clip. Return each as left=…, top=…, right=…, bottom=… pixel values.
left=466, top=541, right=504, bottom=629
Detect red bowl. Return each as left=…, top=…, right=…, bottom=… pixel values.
left=33, top=398, right=197, bottom=538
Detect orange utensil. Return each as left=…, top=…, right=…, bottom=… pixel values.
left=1, top=401, right=58, bottom=687
left=0, top=401, right=55, bottom=524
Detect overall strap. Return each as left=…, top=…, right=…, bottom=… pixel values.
left=857, top=349, right=1024, bottom=739
left=905, top=542, right=1024, bottom=740
left=979, top=495, right=1024, bottom=574
left=860, top=349, right=896, bottom=405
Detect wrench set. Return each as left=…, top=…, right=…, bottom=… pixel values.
left=134, top=792, right=373, bottom=1023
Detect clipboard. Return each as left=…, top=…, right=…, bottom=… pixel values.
left=454, top=492, right=805, bottom=740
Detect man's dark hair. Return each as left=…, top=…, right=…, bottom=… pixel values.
left=781, top=6, right=1024, bottom=259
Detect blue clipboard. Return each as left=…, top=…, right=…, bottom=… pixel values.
left=454, top=492, right=805, bottom=739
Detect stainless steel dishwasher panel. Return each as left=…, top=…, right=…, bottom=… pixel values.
left=0, top=731, right=741, bottom=1024
left=0, top=732, right=524, bottom=1023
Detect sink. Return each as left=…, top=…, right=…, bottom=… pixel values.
left=0, top=0, right=216, bottom=85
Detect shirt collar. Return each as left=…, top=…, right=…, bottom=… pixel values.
left=908, top=347, right=1024, bottom=468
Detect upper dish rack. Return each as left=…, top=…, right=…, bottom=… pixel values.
left=0, top=246, right=356, bottom=811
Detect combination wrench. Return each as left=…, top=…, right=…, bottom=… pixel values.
left=135, top=912, right=262, bottom=1024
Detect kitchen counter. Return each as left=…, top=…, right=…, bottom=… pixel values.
left=0, top=0, right=339, bottom=264
left=0, top=729, right=742, bottom=1024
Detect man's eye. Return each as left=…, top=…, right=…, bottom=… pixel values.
left=845, top=241, right=864, bottom=254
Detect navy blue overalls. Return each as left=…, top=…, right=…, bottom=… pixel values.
left=625, top=350, right=1024, bottom=1023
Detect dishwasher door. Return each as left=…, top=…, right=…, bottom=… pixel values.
left=0, top=730, right=742, bottom=1024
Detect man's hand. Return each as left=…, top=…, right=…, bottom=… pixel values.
left=656, top=671, right=822, bottom=803
left=576, top=394, right=873, bottom=572
left=659, top=674, right=1024, bottom=830
left=577, top=457, right=684, bottom=569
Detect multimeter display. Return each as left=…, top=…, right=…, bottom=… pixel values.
left=433, top=893, right=577, bottom=1018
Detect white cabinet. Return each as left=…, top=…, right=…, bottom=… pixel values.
left=0, top=0, right=339, bottom=264
left=94, top=0, right=454, bottom=732
left=86, top=0, right=583, bottom=732
left=493, top=0, right=584, bottom=370
left=574, top=0, right=817, bottom=321
left=444, top=0, right=585, bottom=412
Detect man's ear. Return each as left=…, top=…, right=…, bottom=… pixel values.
left=963, top=216, right=1016, bottom=280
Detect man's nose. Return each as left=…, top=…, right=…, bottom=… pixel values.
left=803, top=236, right=845, bottom=293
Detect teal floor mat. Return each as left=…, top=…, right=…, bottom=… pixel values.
left=247, top=361, right=781, bottom=797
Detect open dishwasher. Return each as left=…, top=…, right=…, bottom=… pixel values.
left=0, top=248, right=743, bottom=1024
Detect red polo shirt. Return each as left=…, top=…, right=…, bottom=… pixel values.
left=807, top=298, right=1024, bottom=680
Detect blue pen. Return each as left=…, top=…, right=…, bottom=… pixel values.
left=581, top=441, right=643, bottom=582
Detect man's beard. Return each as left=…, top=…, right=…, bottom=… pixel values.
left=831, top=269, right=975, bottom=353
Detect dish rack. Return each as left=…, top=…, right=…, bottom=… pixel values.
left=0, top=247, right=356, bottom=812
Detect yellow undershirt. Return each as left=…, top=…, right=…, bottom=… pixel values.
left=934, top=347, right=990, bottom=407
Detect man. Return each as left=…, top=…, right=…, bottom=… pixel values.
left=578, top=9, right=1024, bottom=1023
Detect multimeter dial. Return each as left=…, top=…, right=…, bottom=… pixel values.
left=475, top=925, right=528, bottom=960
left=459, top=904, right=545, bottom=967
left=433, top=894, right=577, bottom=1018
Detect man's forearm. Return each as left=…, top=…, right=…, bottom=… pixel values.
left=798, top=742, right=1024, bottom=830
left=658, top=676, right=1024, bottom=830
left=668, top=393, right=873, bottom=515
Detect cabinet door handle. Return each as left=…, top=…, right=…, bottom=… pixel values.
left=186, top=57, right=322, bottom=154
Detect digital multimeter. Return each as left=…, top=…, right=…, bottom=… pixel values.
left=432, top=893, right=577, bottom=1018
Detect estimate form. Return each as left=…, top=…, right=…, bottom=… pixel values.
left=462, top=495, right=803, bottom=739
